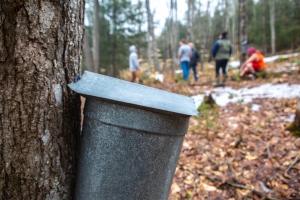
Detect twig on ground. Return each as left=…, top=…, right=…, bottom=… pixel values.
left=198, top=143, right=217, bottom=166
left=286, top=154, right=300, bottom=172
left=199, top=173, right=280, bottom=200
left=226, top=182, right=279, bottom=200
left=233, top=135, right=242, bottom=148
left=265, top=142, right=272, bottom=159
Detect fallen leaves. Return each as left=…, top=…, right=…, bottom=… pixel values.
left=147, top=58, right=300, bottom=200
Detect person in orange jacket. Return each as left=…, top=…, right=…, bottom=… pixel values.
left=240, top=47, right=266, bottom=78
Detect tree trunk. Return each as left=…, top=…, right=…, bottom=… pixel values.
left=262, top=0, right=267, bottom=54
left=147, top=34, right=152, bottom=72
left=0, top=0, right=83, bottom=199
left=93, top=0, right=100, bottom=73
left=187, top=0, right=195, bottom=42
left=239, top=0, right=247, bottom=64
left=83, top=29, right=94, bottom=72
left=204, top=0, right=211, bottom=50
left=146, top=0, right=160, bottom=72
left=269, top=0, right=276, bottom=55
left=224, top=0, right=230, bottom=31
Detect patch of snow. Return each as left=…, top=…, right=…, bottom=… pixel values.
left=192, top=94, right=205, bottom=109
left=191, top=83, right=300, bottom=107
left=228, top=60, right=240, bottom=68
left=251, top=104, right=261, bottom=112
left=228, top=53, right=299, bottom=69
left=155, top=74, right=164, bottom=82
left=175, top=70, right=182, bottom=74
left=278, top=114, right=295, bottom=123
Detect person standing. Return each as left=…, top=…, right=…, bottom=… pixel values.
left=178, top=39, right=192, bottom=81
left=212, top=31, right=232, bottom=86
left=189, top=42, right=201, bottom=81
left=129, top=45, right=142, bottom=83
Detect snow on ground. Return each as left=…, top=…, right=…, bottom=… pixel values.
left=228, top=53, right=299, bottom=68
left=192, top=83, right=300, bottom=108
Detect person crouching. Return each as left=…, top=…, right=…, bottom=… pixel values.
left=240, top=47, right=266, bottom=78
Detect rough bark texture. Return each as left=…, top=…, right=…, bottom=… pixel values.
left=239, top=0, right=247, bottom=64
left=0, top=0, right=84, bottom=199
left=93, top=0, right=100, bottom=73
left=146, top=0, right=160, bottom=72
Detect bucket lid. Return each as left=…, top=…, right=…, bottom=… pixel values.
left=68, top=71, right=199, bottom=116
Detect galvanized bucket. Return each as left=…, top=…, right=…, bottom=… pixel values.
left=68, top=72, right=198, bottom=200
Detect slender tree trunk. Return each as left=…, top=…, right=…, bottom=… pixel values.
left=112, top=4, right=118, bottom=78
left=0, top=0, right=83, bottom=199
left=262, top=0, right=267, bottom=54
left=224, top=0, right=230, bottom=31
left=204, top=0, right=211, bottom=50
left=239, top=0, right=247, bottom=64
left=269, top=0, right=276, bottom=55
left=146, top=0, right=160, bottom=72
left=147, top=34, right=152, bottom=72
left=186, top=0, right=194, bottom=42
left=93, top=0, right=100, bottom=73
left=83, top=29, right=93, bottom=72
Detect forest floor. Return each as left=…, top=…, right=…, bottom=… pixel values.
left=143, top=55, right=300, bottom=200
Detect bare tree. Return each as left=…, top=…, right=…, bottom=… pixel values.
left=262, top=0, right=267, bottom=54
left=0, top=0, right=83, bottom=199
left=239, top=0, right=248, bottom=64
left=147, top=33, right=152, bottom=72
left=93, top=0, right=100, bottom=73
left=169, top=0, right=178, bottom=74
left=146, top=0, right=160, bottom=72
left=187, top=0, right=195, bottom=42
left=83, top=30, right=94, bottom=71
left=269, top=0, right=276, bottom=55
left=204, top=0, right=212, bottom=50
left=224, top=0, right=230, bottom=31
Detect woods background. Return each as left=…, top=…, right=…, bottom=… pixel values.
left=83, top=0, right=300, bottom=76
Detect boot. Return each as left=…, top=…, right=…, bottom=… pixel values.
left=213, top=76, right=220, bottom=87
left=221, top=74, right=228, bottom=86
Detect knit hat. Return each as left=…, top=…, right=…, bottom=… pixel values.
left=247, top=47, right=256, bottom=55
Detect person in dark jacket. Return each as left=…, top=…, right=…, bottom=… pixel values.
left=212, top=31, right=232, bottom=86
left=188, top=42, right=200, bottom=81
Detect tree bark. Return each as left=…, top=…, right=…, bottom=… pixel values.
left=93, top=0, right=100, bottom=73
left=239, top=0, right=247, bottom=64
left=83, top=29, right=93, bottom=72
left=0, top=0, right=83, bottom=199
left=146, top=0, right=160, bottom=72
left=269, top=0, right=276, bottom=55
left=224, top=0, right=230, bottom=31
left=187, top=0, right=195, bottom=42
left=147, top=33, right=152, bottom=72
left=262, top=0, right=267, bottom=54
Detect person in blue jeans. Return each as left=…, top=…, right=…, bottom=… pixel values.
left=188, top=42, right=200, bottom=81
left=178, top=39, right=192, bottom=81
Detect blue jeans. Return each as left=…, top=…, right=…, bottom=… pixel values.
left=180, top=61, right=190, bottom=80
left=190, top=64, right=198, bottom=81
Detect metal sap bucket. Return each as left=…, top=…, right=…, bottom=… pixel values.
left=68, top=71, right=198, bottom=200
